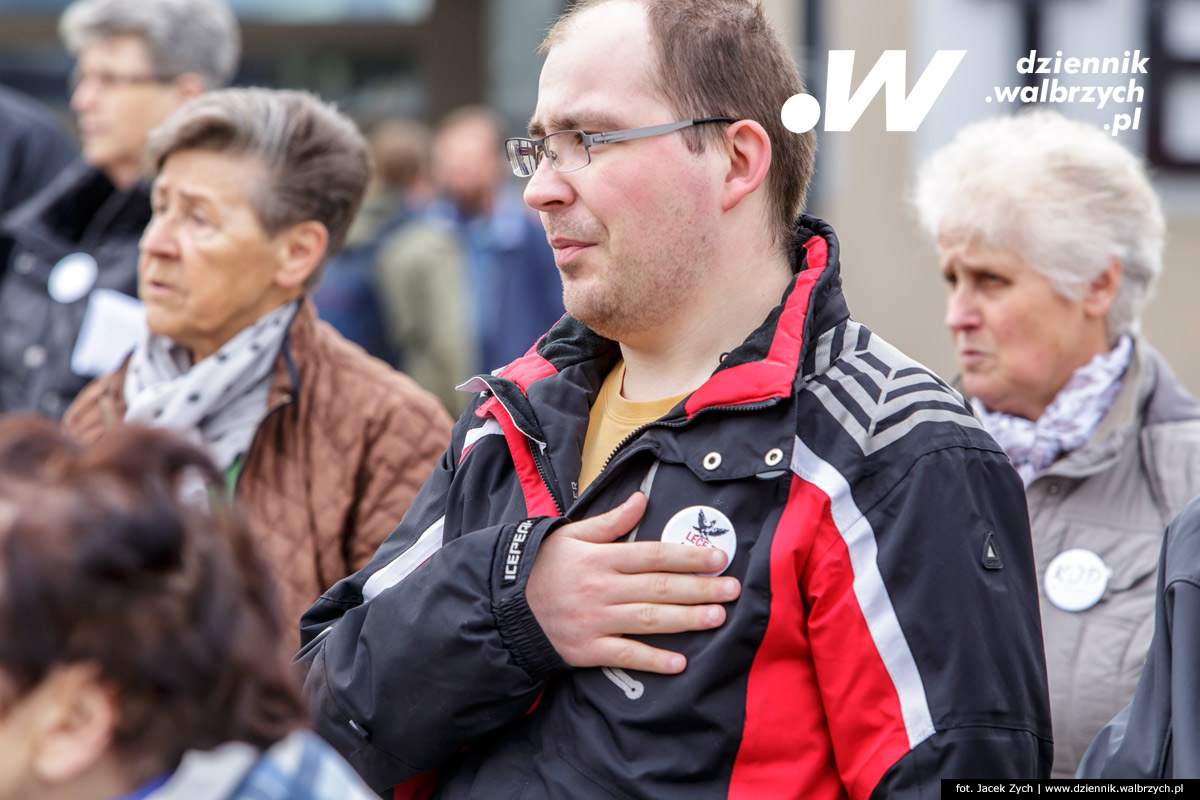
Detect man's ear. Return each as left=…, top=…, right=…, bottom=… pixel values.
left=1084, top=257, right=1122, bottom=320
left=32, top=664, right=118, bottom=784
left=720, top=119, right=772, bottom=212
left=273, top=221, right=329, bottom=291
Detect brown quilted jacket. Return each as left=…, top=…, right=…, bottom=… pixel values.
left=63, top=299, right=453, bottom=645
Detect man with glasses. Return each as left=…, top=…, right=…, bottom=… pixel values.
left=300, top=1, right=1053, bottom=796
left=0, top=0, right=238, bottom=418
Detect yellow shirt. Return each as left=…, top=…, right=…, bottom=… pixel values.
left=578, top=361, right=689, bottom=492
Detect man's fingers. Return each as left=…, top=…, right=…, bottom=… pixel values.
left=589, top=637, right=688, bottom=675
left=614, top=539, right=731, bottom=575
left=612, top=601, right=729, bottom=636
left=611, top=573, right=742, bottom=606
left=566, top=492, right=648, bottom=544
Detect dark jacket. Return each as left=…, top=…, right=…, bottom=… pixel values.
left=0, top=159, right=148, bottom=418
left=1077, top=496, right=1200, bottom=778
left=0, top=85, right=75, bottom=218
left=298, top=217, right=1053, bottom=799
left=64, top=299, right=453, bottom=640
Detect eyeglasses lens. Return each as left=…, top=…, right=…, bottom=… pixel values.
left=506, top=139, right=539, bottom=177
left=545, top=131, right=587, bottom=172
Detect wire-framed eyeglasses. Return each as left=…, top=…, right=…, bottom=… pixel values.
left=504, top=117, right=736, bottom=178
left=68, top=68, right=170, bottom=93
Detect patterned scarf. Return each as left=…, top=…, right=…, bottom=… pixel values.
left=974, top=335, right=1133, bottom=485
left=124, top=301, right=299, bottom=470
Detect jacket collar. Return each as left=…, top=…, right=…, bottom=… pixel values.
left=268, top=296, right=314, bottom=409
left=0, top=160, right=151, bottom=256
left=1038, top=336, right=1171, bottom=481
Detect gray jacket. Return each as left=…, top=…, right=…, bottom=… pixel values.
left=1026, top=338, right=1200, bottom=776
left=1076, top=495, right=1200, bottom=777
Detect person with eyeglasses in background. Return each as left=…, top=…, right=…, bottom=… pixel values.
left=298, top=1, right=1053, bottom=796
left=0, top=0, right=237, bottom=420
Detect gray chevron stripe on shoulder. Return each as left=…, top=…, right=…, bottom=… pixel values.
left=808, top=322, right=981, bottom=456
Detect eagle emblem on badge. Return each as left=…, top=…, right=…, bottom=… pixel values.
left=691, top=509, right=730, bottom=545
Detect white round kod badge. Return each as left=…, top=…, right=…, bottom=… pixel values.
left=661, top=505, right=736, bottom=576
left=1044, top=548, right=1110, bottom=612
left=48, top=252, right=99, bottom=304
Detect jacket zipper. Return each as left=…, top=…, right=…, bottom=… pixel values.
left=570, top=397, right=783, bottom=513
left=494, top=377, right=781, bottom=517
left=529, top=437, right=566, bottom=516
left=482, top=385, right=567, bottom=516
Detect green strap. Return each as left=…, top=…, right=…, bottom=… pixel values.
left=224, top=452, right=247, bottom=498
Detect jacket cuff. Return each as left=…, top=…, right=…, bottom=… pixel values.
left=491, top=516, right=570, bottom=679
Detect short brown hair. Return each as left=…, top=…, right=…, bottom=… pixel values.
left=542, top=0, right=816, bottom=248
left=0, top=419, right=306, bottom=774
left=145, top=87, right=372, bottom=289
left=369, top=118, right=433, bottom=191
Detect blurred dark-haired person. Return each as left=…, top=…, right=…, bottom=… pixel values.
left=0, top=419, right=378, bottom=800
left=0, top=0, right=239, bottom=420
left=63, top=87, right=452, bottom=640
left=914, top=110, right=1200, bottom=777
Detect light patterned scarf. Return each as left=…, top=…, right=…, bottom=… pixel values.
left=973, top=335, right=1133, bottom=485
left=124, top=301, right=299, bottom=470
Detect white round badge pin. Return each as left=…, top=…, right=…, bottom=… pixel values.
left=1043, top=548, right=1110, bottom=612
left=661, top=505, right=736, bottom=576
left=48, top=252, right=99, bottom=305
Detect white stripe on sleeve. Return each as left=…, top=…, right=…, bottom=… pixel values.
left=362, top=516, right=445, bottom=602
left=790, top=436, right=936, bottom=749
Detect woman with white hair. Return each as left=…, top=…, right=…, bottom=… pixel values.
left=914, top=109, right=1200, bottom=777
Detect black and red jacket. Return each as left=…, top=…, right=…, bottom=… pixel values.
left=298, top=216, right=1053, bottom=798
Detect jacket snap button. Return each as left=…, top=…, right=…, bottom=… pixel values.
left=703, top=452, right=722, bottom=471
left=14, top=252, right=36, bottom=274
left=1047, top=483, right=1061, bottom=495
left=764, top=448, right=784, bottom=467
left=23, top=344, right=46, bottom=369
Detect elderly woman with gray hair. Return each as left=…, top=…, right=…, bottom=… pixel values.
left=914, top=109, right=1200, bottom=777
left=63, top=88, right=452, bottom=641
